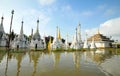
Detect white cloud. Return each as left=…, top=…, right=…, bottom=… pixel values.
left=38, top=0, right=56, bottom=6
left=81, top=11, right=93, bottom=16
left=97, top=4, right=106, bottom=10
left=104, top=9, right=115, bottom=16
left=84, top=17, right=120, bottom=41
left=61, top=5, right=72, bottom=12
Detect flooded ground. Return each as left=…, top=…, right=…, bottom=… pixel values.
left=0, top=49, right=120, bottom=76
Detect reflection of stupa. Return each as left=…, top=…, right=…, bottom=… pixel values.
left=15, top=53, right=25, bottom=76
left=52, top=52, right=61, bottom=67
left=83, top=49, right=113, bottom=65
left=73, top=52, right=81, bottom=70
left=29, top=52, right=42, bottom=76
left=0, top=51, right=6, bottom=63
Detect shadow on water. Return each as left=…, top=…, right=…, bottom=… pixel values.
left=0, top=48, right=120, bottom=76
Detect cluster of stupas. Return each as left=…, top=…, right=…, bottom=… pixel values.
left=0, top=14, right=46, bottom=50
left=0, top=10, right=114, bottom=51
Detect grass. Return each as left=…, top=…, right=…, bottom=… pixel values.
left=0, top=47, right=120, bottom=53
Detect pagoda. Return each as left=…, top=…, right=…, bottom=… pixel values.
left=0, top=16, right=8, bottom=47
left=88, top=29, right=113, bottom=48
left=50, top=26, right=64, bottom=50
left=70, top=23, right=82, bottom=50
left=11, top=21, right=28, bottom=49
left=29, top=19, right=45, bottom=50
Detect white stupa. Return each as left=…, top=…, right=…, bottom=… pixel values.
left=90, top=38, right=96, bottom=49
left=30, top=19, right=45, bottom=50
left=65, top=33, right=69, bottom=50
left=0, top=16, right=8, bottom=47
left=70, top=23, right=82, bottom=50
left=11, top=21, right=28, bottom=49
left=70, top=28, right=79, bottom=49
left=51, top=26, right=64, bottom=50
left=83, top=33, right=89, bottom=49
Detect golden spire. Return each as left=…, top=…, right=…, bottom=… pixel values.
left=57, top=27, right=61, bottom=40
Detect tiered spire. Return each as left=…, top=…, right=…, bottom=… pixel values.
left=31, top=28, right=33, bottom=38
left=58, top=27, right=61, bottom=40
left=0, top=16, right=5, bottom=33
left=77, top=22, right=81, bottom=42
left=65, top=33, right=69, bottom=50
left=65, top=33, right=68, bottom=44
left=36, top=19, right=39, bottom=33
left=18, top=20, right=24, bottom=40
left=90, top=38, right=96, bottom=49
left=97, top=28, right=100, bottom=34
left=75, top=28, right=78, bottom=42
left=1, top=16, right=4, bottom=25
left=56, top=26, right=61, bottom=40
left=56, top=26, right=58, bottom=38
left=83, top=32, right=89, bottom=49
left=20, top=21, right=23, bottom=36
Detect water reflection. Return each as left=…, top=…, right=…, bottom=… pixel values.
left=52, top=52, right=61, bottom=68
left=15, top=53, right=25, bottom=76
left=0, top=49, right=120, bottom=76
left=29, top=51, right=42, bottom=76
left=4, top=52, right=26, bottom=76
left=73, top=51, right=81, bottom=70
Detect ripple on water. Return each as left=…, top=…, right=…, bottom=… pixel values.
left=100, top=55, right=120, bottom=76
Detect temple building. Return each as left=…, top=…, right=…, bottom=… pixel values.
left=87, top=30, right=114, bottom=48
left=70, top=23, right=82, bottom=50
left=11, top=21, right=28, bottom=49
left=0, top=16, right=8, bottom=47
left=29, top=19, right=45, bottom=50
left=50, top=26, right=64, bottom=50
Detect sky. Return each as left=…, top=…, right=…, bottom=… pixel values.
left=0, top=0, right=120, bottom=42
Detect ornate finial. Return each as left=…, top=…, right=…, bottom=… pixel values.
left=78, top=21, right=80, bottom=26
left=97, top=28, right=100, bottom=34
left=1, top=16, right=4, bottom=23
left=37, top=19, right=39, bottom=23
left=11, top=10, right=14, bottom=14
left=1, top=16, right=4, bottom=20
left=31, top=28, right=33, bottom=37
left=67, top=33, right=68, bottom=37
left=56, top=26, right=58, bottom=29
left=22, top=20, right=24, bottom=24
left=75, top=28, right=77, bottom=35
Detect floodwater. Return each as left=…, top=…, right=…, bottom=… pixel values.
left=0, top=49, right=120, bottom=76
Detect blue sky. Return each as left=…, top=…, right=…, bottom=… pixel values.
left=0, top=0, right=120, bottom=41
